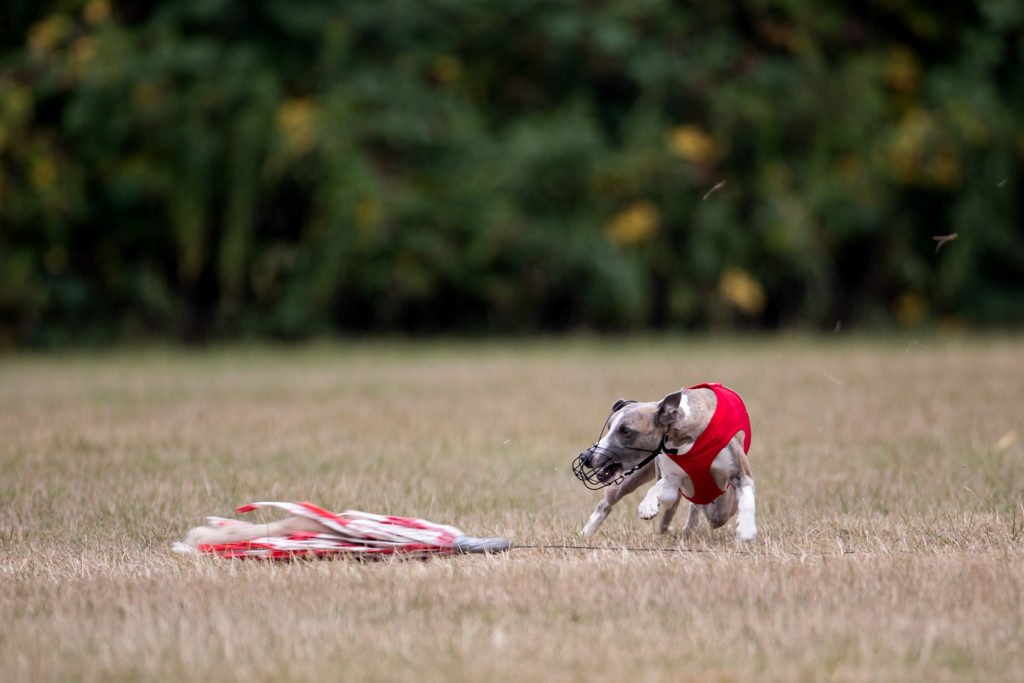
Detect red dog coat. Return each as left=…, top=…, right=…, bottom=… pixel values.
left=664, top=383, right=751, bottom=505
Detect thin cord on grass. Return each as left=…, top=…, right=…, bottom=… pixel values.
left=512, top=544, right=856, bottom=555
left=514, top=544, right=709, bottom=553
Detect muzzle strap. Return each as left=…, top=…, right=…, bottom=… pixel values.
left=571, top=433, right=668, bottom=490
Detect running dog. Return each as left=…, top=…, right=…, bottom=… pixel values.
left=573, top=383, right=756, bottom=541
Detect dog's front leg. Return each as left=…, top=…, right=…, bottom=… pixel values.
left=582, top=460, right=656, bottom=537
left=582, top=492, right=620, bottom=537
left=638, top=479, right=663, bottom=520
left=656, top=496, right=683, bottom=535
left=641, top=456, right=686, bottom=523
left=639, top=477, right=681, bottom=521
left=654, top=459, right=681, bottom=534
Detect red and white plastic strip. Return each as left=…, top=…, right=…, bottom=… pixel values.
left=174, top=501, right=468, bottom=559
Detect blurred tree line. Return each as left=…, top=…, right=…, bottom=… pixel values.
left=1, top=0, right=1022, bottom=346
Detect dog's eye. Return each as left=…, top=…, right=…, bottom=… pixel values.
left=619, top=426, right=631, bottom=436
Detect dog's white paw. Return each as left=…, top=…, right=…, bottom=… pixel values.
left=735, top=519, right=757, bottom=542
left=736, top=484, right=756, bottom=542
left=638, top=497, right=660, bottom=520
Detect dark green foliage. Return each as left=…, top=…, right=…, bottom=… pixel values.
left=1, top=0, right=1021, bottom=345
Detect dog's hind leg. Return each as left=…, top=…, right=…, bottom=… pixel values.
left=702, top=486, right=738, bottom=529
left=680, top=502, right=700, bottom=536
left=582, top=460, right=656, bottom=537
left=733, top=447, right=756, bottom=542
left=734, top=476, right=756, bottom=541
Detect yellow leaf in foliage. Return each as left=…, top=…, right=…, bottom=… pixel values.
left=354, top=198, right=381, bottom=229
left=70, top=36, right=96, bottom=70
left=666, top=125, right=718, bottom=163
left=276, top=98, right=318, bottom=158
left=27, top=14, right=72, bottom=56
left=132, top=82, right=164, bottom=109
left=4, top=86, right=33, bottom=124
left=605, top=201, right=660, bottom=247
left=83, top=0, right=111, bottom=26
left=894, top=291, right=927, bottom=327
left=930, top=148, right=961, bottom=187
left=30, top=156, right=58, bottom=190
left=884, top=46, right=920, bottom=94
left=718, top=267, right=765, bottom=316
left=432, top=55, right=463, bottom=84
left=887, top=108, right=961, bottom=188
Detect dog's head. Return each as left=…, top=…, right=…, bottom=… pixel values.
left=572, top=390, right=683, bottom=489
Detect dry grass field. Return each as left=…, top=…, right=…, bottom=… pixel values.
left=1, top=335, right=1022, bottom=682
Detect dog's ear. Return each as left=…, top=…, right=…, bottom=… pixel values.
left=611, top=398, right=637, bottom=413
left=656, top=390, right=683, bottom=427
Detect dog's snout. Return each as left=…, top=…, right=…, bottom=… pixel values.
left=578, top=447, right=595, bottom=468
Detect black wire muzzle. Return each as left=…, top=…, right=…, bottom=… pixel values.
left=571, top=429, right=667, bottom=490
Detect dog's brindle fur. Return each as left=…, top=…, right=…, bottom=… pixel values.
left=579, top=387, right=756, bottom=541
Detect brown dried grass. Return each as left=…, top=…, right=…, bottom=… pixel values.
left=1, top=335, right=1022, bottom=682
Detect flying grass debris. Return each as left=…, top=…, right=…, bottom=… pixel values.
left=996, top=430, right=1019, bottom=452
left=702, top=180, right=727, bottom=200
left=933, top=233, right=958, bottom=253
